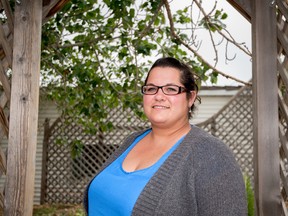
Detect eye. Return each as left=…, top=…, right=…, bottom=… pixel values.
left=145, top=86, right=157, bottom=93
left=165, top=86, right=178, bottom=93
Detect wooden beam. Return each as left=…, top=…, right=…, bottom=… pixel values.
left=226, top=0, right=252, bottom=21
left=42, top=0, right=60, bottom=18
left=0, top=62, right=10, bottom=101
left=42, top=0, right=70, bottom=23
left=252, top=0, right=281, bottom=215
left=0, top=22, right=12, bottom=67
left=4, top=0, right=42, bottom=215
left=1, top=0, right=14, bottom=33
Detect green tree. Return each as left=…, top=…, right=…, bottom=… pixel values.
left=41, top=0, right=251, bottom=155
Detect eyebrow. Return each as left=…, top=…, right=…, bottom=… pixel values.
left=146, top=83, right=179, bottom=86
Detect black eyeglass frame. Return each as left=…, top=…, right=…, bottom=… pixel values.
left=141, top=84, right=187, bottom=95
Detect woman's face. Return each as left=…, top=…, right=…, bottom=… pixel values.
left=143, top=66, right=196, bottom=128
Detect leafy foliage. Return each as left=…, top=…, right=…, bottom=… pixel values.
left=199, top=9, right=228, bottom=32
left=244, top=175, right=255, bottom=216
left=40, top=0, right=236, bottom=154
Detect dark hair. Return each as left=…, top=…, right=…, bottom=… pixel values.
left=144, top=57, right=201, bottom=118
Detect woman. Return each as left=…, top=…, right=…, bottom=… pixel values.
left=84, top=57, right=247, bottom=215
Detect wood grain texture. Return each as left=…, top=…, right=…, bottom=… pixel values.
left=4, top=0, right=43, bottom=215
left=226, top=0, right=252, bottom=21
left=252, top=0, right=281, bottom=215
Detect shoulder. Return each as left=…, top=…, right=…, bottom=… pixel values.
left=185, top=125, right=230, bottom=153
left=185, top=126, right=247, bottom=215
left=184, top=125, right=240, bottom=173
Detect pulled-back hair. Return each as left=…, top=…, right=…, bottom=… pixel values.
left=144, top=57, right=200, bottom=118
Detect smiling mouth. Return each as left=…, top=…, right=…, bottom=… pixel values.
left=152, top=105, right=169, bottom=109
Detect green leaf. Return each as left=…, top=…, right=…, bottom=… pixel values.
left=210, top=71, right=218, bottom=84
left=221, top=13, right=228, bottom=20
left=40, top=0, right=232, bottom=157
left=244, top=175, right=255, bottom=216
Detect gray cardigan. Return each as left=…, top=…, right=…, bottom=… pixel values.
left=84, top=125, right=247, bottom=215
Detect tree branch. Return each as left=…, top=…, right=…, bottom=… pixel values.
left=163, top=0, right=251, bottom=86
left=193, top=0, right=251, bottom=56
left=138, top=0, right=165, bottom=39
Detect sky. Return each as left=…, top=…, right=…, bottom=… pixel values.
left=170, top=0, right=252, bottom=86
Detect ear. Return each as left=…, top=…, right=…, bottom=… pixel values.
left=188, top=91, right=197, bottom=107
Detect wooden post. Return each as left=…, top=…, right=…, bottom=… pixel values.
left=4, top=0, right=42, bottom=215
left=252, top=0, right=281, bottom=215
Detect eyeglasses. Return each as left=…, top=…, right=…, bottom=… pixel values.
left=141, top=85, right=187, bottom=95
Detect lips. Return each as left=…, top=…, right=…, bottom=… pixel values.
left=152, top=105, right=170, bottom=109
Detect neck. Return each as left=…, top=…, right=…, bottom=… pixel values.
left=150, top=122, right=191, bottom=140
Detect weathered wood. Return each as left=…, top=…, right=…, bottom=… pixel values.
left=226, top=0, right=252, bottom=21
left=252, top=0, right=281, bottom=215
left=42, top=0, right=60, bottom=18
left=279, top=89, right=288, bottom=125
left=4, top=0, right=43, bottom=215
left=277, top=0, right=288, bottom=20
left=0, top=191, right=3, bottom=212
left=0, top=22, right=12, bottom=67
left=0, top=105, right=8, bottom=138
left=278, top=58, right=288, bottom=90
left=0, top=93, right=7, bottom=109
left=277, top=28, right=288, bottom=57
left=42, top=0, right=70, bottom=23
left=281, top=198, right=288, bottom=216
left=1, top=0, right=14, bottom=33
left=0, top=63, right=10, bottom=101
left=0, top=22, right=14, bottom=64
left=0, top=146, right=6, bottom=174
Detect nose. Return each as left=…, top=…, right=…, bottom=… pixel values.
left=154, top=87, right=166, bottom=100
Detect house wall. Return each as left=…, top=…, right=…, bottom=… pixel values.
left=191, top=86, right=239, bottom=124
left=0, top=86, right=240, bottom=204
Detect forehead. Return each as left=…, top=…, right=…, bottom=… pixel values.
left=146, top=67, right=181, bottom=84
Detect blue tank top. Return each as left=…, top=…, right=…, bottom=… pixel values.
left=88, top=130, right=184, bottom=215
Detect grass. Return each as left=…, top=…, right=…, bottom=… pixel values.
left=33, top=204, right=85, bottom=216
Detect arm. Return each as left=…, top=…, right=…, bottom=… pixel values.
left=194, top=141, right=247, bottom=216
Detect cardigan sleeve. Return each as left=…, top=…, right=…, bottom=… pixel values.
left=193, top=138, right=247, bottom=216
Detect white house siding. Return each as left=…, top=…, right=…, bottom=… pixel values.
left=35, top=99, right=61, bottom=203
left=0, top=86, right=241, bottom=204
left=191, top=86, right=240, bottom=124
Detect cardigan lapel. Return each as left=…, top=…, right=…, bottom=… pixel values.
left=132, top=126, right=196, bottom=215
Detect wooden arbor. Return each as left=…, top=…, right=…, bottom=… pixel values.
left=0, top=0, right=284, bottom=215
left=0, top=0, right=69, bottom=215
left=228, top=0, right=282, bottom=215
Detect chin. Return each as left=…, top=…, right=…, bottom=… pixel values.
left=150, top=120, right=168, bottom=127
